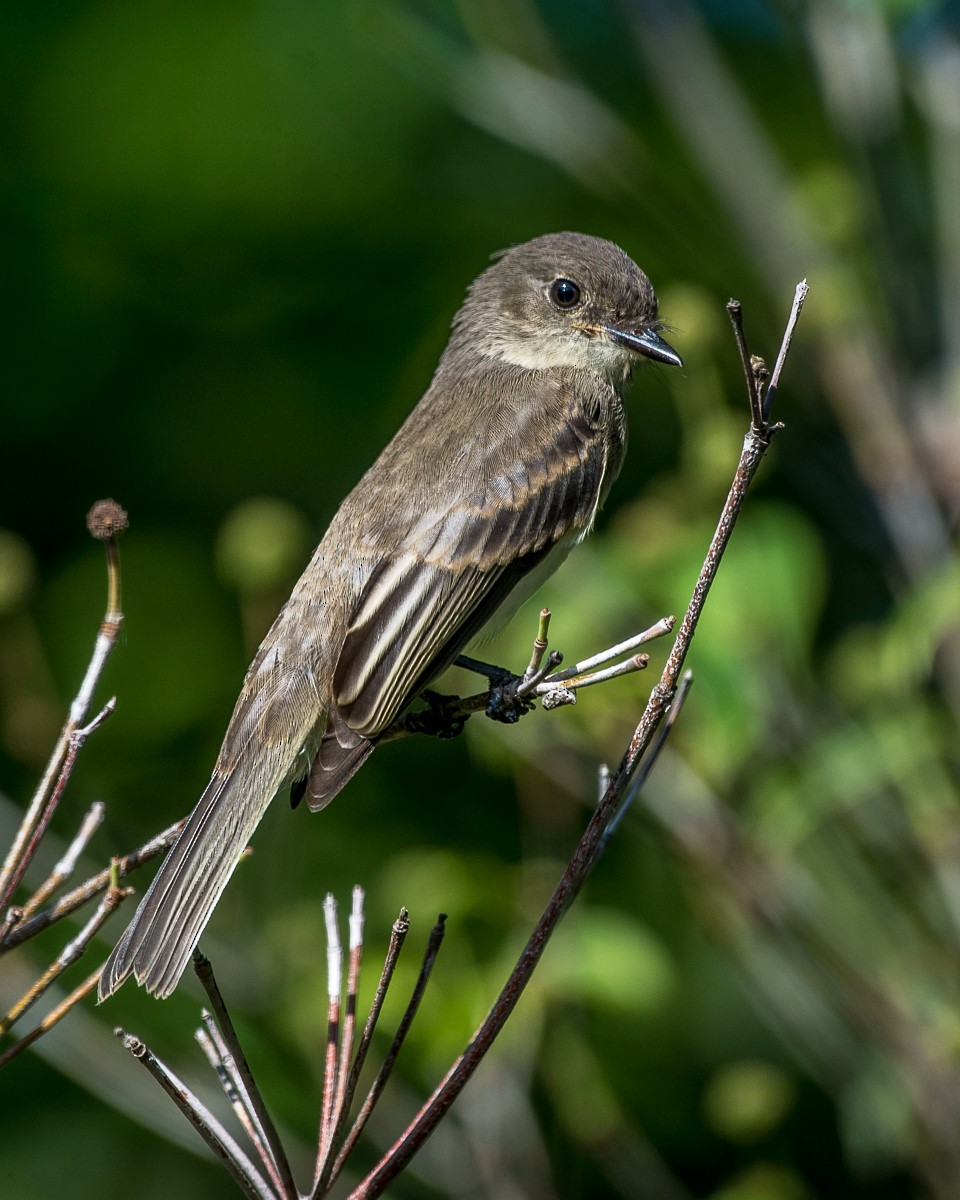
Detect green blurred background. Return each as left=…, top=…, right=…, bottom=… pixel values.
left=4, top=0, right=960, bottom=1197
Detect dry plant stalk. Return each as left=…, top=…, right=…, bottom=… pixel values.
left=0, top=500, right=139, bottom=1067
left=115, top=892, right=438, bottom=1200
left=0, top=499, right=127, bottom=911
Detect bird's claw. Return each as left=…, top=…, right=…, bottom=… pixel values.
left=408, top=689, right=469, bottom=739
left=484, top=671, right=537, bottom=724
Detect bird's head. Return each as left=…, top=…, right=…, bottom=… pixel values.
left=452, top=231, right=682, bottom=383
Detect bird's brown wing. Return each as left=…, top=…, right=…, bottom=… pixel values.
left=302, top=400, right=612, bottom=809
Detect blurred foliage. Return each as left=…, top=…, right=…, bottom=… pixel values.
left=3, top=0, right=960, bottom=1197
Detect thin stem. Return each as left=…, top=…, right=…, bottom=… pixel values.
left=522, top=608, right=552, bottom=681
left=317, top=895, right=343, bottom=1175
left=1, top=819, right=182, bottom=952
left=315, top=887, right=366, bottom=1195
left=546, top=652, right=649, bottom=693
left=196, top=1013, right=292, bottom=1199
left=0, top=701, right=116, bottom=908
left=545, top=617, right=675, bottom=682
left=0, top=501, right=126, bottom=909
left=193, top=952, right=297, bottom=1200
left=115, top=1028, right=278, bottom=1200
left=601, top=670, right=695, bottom=845
left=1, top=885, right=126, bottom=1035
left=325, top=909, right=410, bottom=1191
left=21, top=801, right=105, bottom=918
left=332, top=916, right=446, bottom=1190
left=726, top=298, right=763, bottom=428
left=384, top=616, right=675, bottom=742
left=0, top=966, right=102, bottom=1070
left=763, top=279, right=808, bottom=420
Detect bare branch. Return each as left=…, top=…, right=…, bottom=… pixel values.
left=314, top=887, right=365, bottom=1195
left=20, top=801, right=106, bottom=919
left=324, top=908, right=410, bottom=1188
left=1, top=819, right=182, bottom=952
left=725, top=299, right=763, bottom=429
left=192, top=951, right=297, bottom=1199
left=195, top=1011, right=293, bottom=1200
left=331, top=915, right=447, bottom=1192
left=522, top=608, right=552, bottom=681
left=763, top=279, right=808, bottom=420
left=545, top=617, right=675, bottom=683
left=0, top=501, right=127, bottom=910
left=0, top=966, right=102, bottom=1070
left=383, top=615, right=676, bottom=742
left=317, top=894, right=344, bottom=1172
left=115, top=1027, right=280, bottom=1200
left=1, top=885, right=127, bottom=1037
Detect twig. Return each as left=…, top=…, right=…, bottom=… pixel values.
left=546, top=651, right=649, bottom=693
left=330, top=915, right=447, bottom=1192
left=318, top=894, right=344, bottom=1170
left=195, top=1012, right=292, bottom=1199
left=544, top=617, right=675, bottom=683
left=1, top=818, right=183, bottom=952
left=0, top=500, right=127, bottom=910
left=382, top=616, right=676, bottom=742
left=0, top=966, right=102, bottom=1070
left=725, top=299, right=763, bottom=429
left=600, top=670, right=695, bottom=846
left=20, top=801, right=106, bottom=918
left=337, top=886, right=365, bottom=1125
left=193, top=951, right=297, bottom=1199
left=763, top=279, right=808, bottom=421
left=522, top=608, right=552, bottom=681
left=108, top=901, right=423, bottom=1199
left=1, top=884, right=127, bottom=1036
left=324, top=908, right=410, bottom=1189
left=115, top=1028, right=279, bottom=1200
left=1, top=701, right=117, bottom=908
left=315, top=887, right=365, bottom=1195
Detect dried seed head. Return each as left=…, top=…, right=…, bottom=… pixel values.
left=86, top=499, right=129, bottom=541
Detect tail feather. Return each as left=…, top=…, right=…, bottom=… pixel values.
left=305, top=711, right=375, bottom=812
left=98, top=766, right=271, bottom=999
left=99, top=656, right=328, bottom=1001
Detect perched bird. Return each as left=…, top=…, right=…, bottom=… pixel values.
left=99, top=232, right=682, bottom=1000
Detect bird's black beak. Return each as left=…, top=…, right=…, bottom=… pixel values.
left=603, top=324, right=683, bottom=367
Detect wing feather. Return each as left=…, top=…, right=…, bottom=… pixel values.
left=331, top=393, right=613, bottom=739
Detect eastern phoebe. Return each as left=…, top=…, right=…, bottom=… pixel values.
left=99, top=232, right=681, bottom=1000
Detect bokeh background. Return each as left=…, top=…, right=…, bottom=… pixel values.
left=4, top=1, right=960, bottom=1197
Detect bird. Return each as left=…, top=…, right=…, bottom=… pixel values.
left=98, top=231, right=682, bottom=1000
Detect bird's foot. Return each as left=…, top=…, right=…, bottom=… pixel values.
left=405, top=689, right=469, bottom=739
left=485, top=670, right=536, bottom=724
left=455, top=651, right=564, bottom=725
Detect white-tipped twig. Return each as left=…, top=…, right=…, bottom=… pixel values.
left=19, top=801, right=106, bottom=919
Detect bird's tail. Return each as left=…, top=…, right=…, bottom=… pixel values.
left=98, top=760, right=281, bottom=999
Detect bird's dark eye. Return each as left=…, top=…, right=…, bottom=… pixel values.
left=550, top=278, right=582, bottom=309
